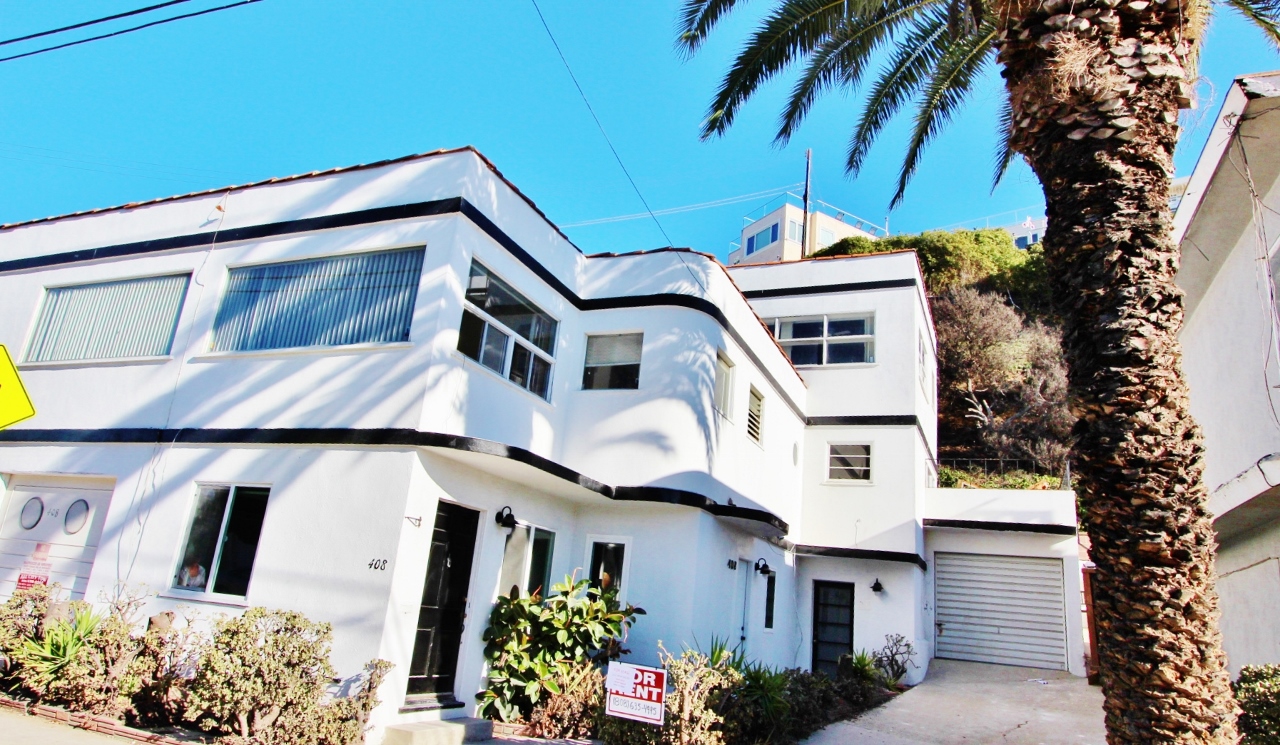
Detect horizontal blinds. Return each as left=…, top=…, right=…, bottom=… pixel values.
left=27, top=274, right=190, bottom=362
left=585, top=333, right=642, bottom=366
left=747, top=389, right=764, bottom=442
left=212, top=247, right=424, bottom=352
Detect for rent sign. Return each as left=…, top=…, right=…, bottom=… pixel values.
left=605, top=661, right=666, bottom=725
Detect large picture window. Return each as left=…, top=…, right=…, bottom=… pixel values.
left=457, top=261, right=557, bottom=399
left=27, top=274, right=190, bottom=362
left=211, top=247, right=424, bottom=353
left=173, top=485, right=269, bottom=598
left=765, top=314, right=875, bottom=366
left=583, top=333, right=642, bottom=390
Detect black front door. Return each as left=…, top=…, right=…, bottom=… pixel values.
left=812, top=580, right=855, bottom=677
left=406, top=501, right=479, bottom=700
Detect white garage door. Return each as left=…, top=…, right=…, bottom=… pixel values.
left=935, top=553, right=1068, bottom=670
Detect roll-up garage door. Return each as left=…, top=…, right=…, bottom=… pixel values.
left=934, top=553, right=1068, bottom=670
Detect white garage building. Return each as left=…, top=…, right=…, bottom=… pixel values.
left=0, top=147, right=1082, bottom=741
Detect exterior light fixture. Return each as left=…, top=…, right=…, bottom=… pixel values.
left=871, top=578, right=884, bottom=593
left=495, top=506, right=518, bottom=530
left=754, top=558, right=772, bottom=575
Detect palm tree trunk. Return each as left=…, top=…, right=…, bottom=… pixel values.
left=996, top=0, right=1239, bottom=741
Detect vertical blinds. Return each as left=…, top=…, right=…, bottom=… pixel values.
left=212, top=247, right=424, bottom=352
left=27, top=274, right=190, bottom=362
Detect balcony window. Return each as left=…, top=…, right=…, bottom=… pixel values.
left=583, top=333, right=643, bottom=390
left=765, top=314, right=875, bottom=366
left=211, top=247, right=424, bottom=352
left=457, top=261, right=557, bottom=399
left=27, top=274, right=189, bottom=362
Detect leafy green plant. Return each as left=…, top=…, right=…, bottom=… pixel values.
left=837, top=650, right=878, bottom=686
left=13, top=605, right=102, bottom=691
left=1236, top=664, right=1280, bottom=744
left=477, top=572, right=645, bottom=722
left=129, top=610, right=206, bottom=727
left=0, top=583, right=54, bottom=677
left=937, top=467, right=1061, bottom=491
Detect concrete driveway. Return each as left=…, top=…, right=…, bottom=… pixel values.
left=806, top=659, right=1105, bottom=745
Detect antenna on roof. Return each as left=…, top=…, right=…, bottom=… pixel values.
left=802, top=149, right=812, bottom=257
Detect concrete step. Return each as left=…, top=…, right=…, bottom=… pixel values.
left=384, top=717, right=494, bottom=745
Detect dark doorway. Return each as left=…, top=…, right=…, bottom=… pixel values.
left=812, top=581, right=855, bottom=677
left=406, top=501, right=479, bottom=703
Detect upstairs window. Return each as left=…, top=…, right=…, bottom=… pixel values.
left=746, top=223, right=779, bottom=255
left=173, top=484, right=269, bottom=598
left=747, top=387, right=764, bottom=444
left=765, top=314, right=875, bottom=366
left=713, top=353, right=734, bottom=416
left=212, top=247, right=424, bottom=353
left=27, top=274, right=190, bottom=362
left=787, top=220, right=803, bottom=243
left=819, top=228, right=835, bottom=247
left=583, top=333, right=643, bottom=390
left=829, top=444, right=871, bottom=481
left=457, top=260, right=557, bottom=399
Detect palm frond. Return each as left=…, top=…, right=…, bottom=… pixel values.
left=676, top=0, right=750, bottom=55
left=890, top=21, right=998, bottom=208
left=702, top=0, right=899, bottom=139
left=1222, top=0, right=1280, bottom=48
left=776, top=0, right=944, bottom=144
left=845, top=10, right=951, bottom=175
left=992, top=95, right=1016, bottom=192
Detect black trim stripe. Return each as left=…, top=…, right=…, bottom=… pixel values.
left=740, top=278, right=915, bottom=299
left=806, top=415, right=917, bottom=427
left=0, top=196, right=808, bottom=421
left=0, top=427, right=789, bottom=535
left=794, top=544, right=927, bottom=571
left=923, top=518, right=1076, bottom=536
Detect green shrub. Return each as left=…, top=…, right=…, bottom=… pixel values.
left=1236, top=664, right=1280, bottom=744
left=599, top=644, right=743, bottom=745
left=526, top=662, right=605, bottom=740
left=477, top=573, right=645, bottom=722
left=937, top=466, right=1060, bottom=491
left=0, top=583, right=53, bottom=675
left=14, top=604, right=101, bottom=693
left=128, top=610, right=206, bottom=727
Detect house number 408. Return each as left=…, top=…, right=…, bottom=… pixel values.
left=368, top=559, right=388, bottom=570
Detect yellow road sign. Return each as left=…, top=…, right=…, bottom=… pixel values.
left=0, top=345, right=35, bottom=429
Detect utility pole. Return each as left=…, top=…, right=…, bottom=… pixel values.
left=802, top=149, right=812, bottom=256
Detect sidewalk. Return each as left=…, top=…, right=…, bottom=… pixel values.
left=0, top=706, right=130, bottom=744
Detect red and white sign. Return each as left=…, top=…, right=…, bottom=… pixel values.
left=605, top=661, right=666, bottom=725
left=17, top=543, right=51, bottom=590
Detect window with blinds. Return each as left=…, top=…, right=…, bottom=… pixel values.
left=26, top=274, right=190, bottom=362
left=747, top=387, right=764, bottom=444
left=829, top=444, right=871, bottom=480
left=211, top=247, right=424, bottom=353
left=582, top=333, right=642, bottom=390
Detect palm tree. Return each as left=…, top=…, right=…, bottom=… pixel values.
left=679, top=1, right=1280, bottom=741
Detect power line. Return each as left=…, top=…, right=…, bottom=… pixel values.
left=0, top=0, right=195, bottom=47
left=527, top=0, right=674, bottom=249
left=0, top=0, right=264, bottom=64
left=561, top=184, right=803, bottom=228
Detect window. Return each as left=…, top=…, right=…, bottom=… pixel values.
left=764, top=572, right=776, bottom=629
left=583, top=333, right=642, bottom=390
left=713, top=353, right=734, bottom=416
left=747, top=387, right=764, bottom=444
left=27, top=274, right=190, bottom=362
left=498, top=524, right=556, bottom=598
left=589, top=541, right=626, bottom=593
left=173, top=485, right=269, bottom=598
left=829, top=444, right=871, bottom=481
left=746, top=223, right=779, bottom=255
left=765, top=315, right=875, bottom=366
left=787, top=220, right=803, bottom=243
left=819, top=228, right=835, bottom=247
left=918, top=333, right=932, bottom=403
left=457, top=260, right=558, bottom=399
left=212, top=247, right=423, bottom=353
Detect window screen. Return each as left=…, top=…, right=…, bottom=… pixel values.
left=212, top=247, right=424, bottom=352
left=27, top=274, right=189, bottom=362
left=830, top=444, right=871, bottom=480
left=583, top=333, right=642, bottom=390
left=174, top=485, right=269, bottom=598
left=747, top=388, right=764, bottom=444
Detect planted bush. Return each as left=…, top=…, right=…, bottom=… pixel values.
left=1236, top=664, right=1280, bottom=744
left=477, top=573, right=645, bottom=722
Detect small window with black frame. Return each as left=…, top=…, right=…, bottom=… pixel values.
left=582, top=333, right=643, bottom=390
left=173, top=485, right=269, bottom=598
left=589, top=541, right=626, bottom=594
left=457, top=261, right=557, bottom=399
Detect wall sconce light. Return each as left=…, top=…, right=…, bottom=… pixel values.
left=871, top=578, right=884, bottom=593
left=495, top=506, right=518, bottom=530
left=754, top=558, right=772, bottom=575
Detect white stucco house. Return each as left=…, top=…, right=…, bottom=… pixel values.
left=1174, top=71, right=1280, bottom=676
left=0, top=147, right=1081, bottom=741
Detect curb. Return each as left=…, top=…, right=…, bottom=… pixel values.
left=0, top=696, right=191, bottom=744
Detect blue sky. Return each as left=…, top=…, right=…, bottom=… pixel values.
left=0, top=1, right=1274, bottom=261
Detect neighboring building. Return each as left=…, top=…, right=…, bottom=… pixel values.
left=1174, top=71, right=1280, bottom=676
left=0, top=147, right=1082, bottom=742
left=726, top=192, right=887, bottom=266
left=1003, top=216, right=1047, bottom=249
